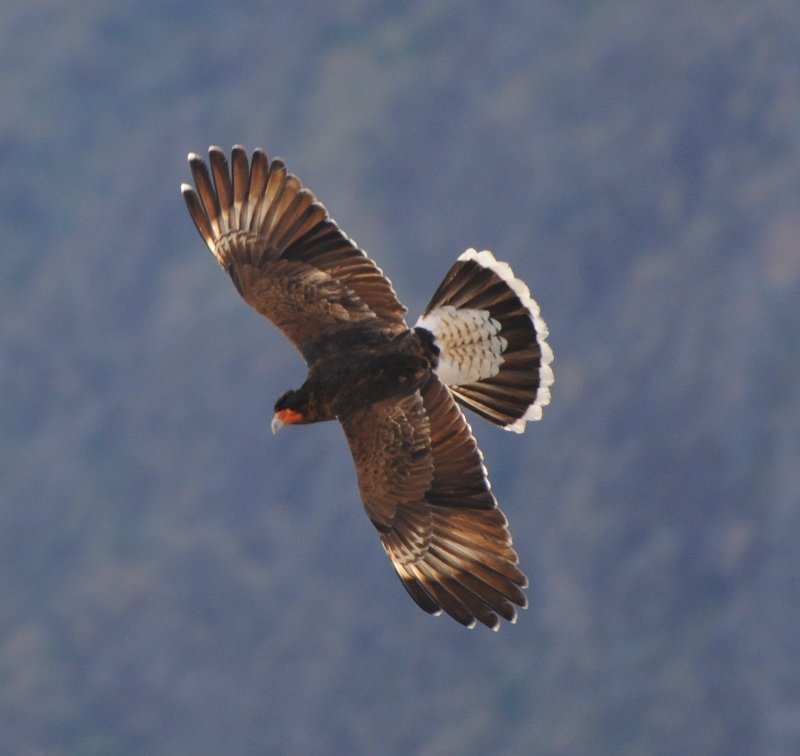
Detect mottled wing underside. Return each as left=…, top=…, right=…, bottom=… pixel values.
left=341, top=392, right=434, bottom=528
left=341, top=378, right=528, bottom=630
left=182, top=146, right=407, bottom=359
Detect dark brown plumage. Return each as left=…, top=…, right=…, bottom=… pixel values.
left=181, top=146, right=554, bottom=630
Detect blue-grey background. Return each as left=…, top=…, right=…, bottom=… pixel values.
left=2, top=2, right=799, bottom=753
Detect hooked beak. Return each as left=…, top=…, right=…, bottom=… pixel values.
left=271, top=408, right=304, bottom=435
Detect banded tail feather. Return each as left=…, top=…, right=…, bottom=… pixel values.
left=415, top=249, right=554, bottom=433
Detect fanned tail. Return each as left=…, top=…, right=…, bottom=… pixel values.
left=415, top=249, right=554, bottom=432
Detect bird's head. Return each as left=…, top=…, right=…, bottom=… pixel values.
left=271, top=388, right=312, bottom=434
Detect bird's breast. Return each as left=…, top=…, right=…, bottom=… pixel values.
left=310, top=346, right=431, bottom=418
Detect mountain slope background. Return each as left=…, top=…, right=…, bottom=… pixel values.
left=2, top=1, right=799, bottom=753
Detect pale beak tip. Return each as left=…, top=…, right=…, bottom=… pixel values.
left=271, top=416, right=284, bottom=435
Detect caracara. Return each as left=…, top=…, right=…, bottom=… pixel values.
left=181, top=146, right=554, bottom=630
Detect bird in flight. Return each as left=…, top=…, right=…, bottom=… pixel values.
left=181, top=146, right=554, bottom=630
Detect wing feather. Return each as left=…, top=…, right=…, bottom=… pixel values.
left=341, top=377, right=528, bottom=630
left=246, top=149, right=269, bottom=232
left=182, top=146, right=407, bottom=358
left=230, top=146, right=249, bottom=229
left=341, top=392, right=434, bottom=529
left=209, top=147, right=234, bottom=231
left=188, top=152, right=222, bottom=242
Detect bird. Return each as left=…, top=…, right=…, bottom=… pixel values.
left=181, top=146, right=554, bottom=630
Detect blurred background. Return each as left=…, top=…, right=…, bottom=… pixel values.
left=2, top=1, right=799, bottom=753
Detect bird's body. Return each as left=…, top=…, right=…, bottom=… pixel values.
left=296, top=326, right=433, bottom=421
left=182, top=146, right=554, bottom=630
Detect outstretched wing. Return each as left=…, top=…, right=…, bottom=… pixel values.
left=181, top=146, right=407, bottom=359
left=341, top=378, right=528, bottom=630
